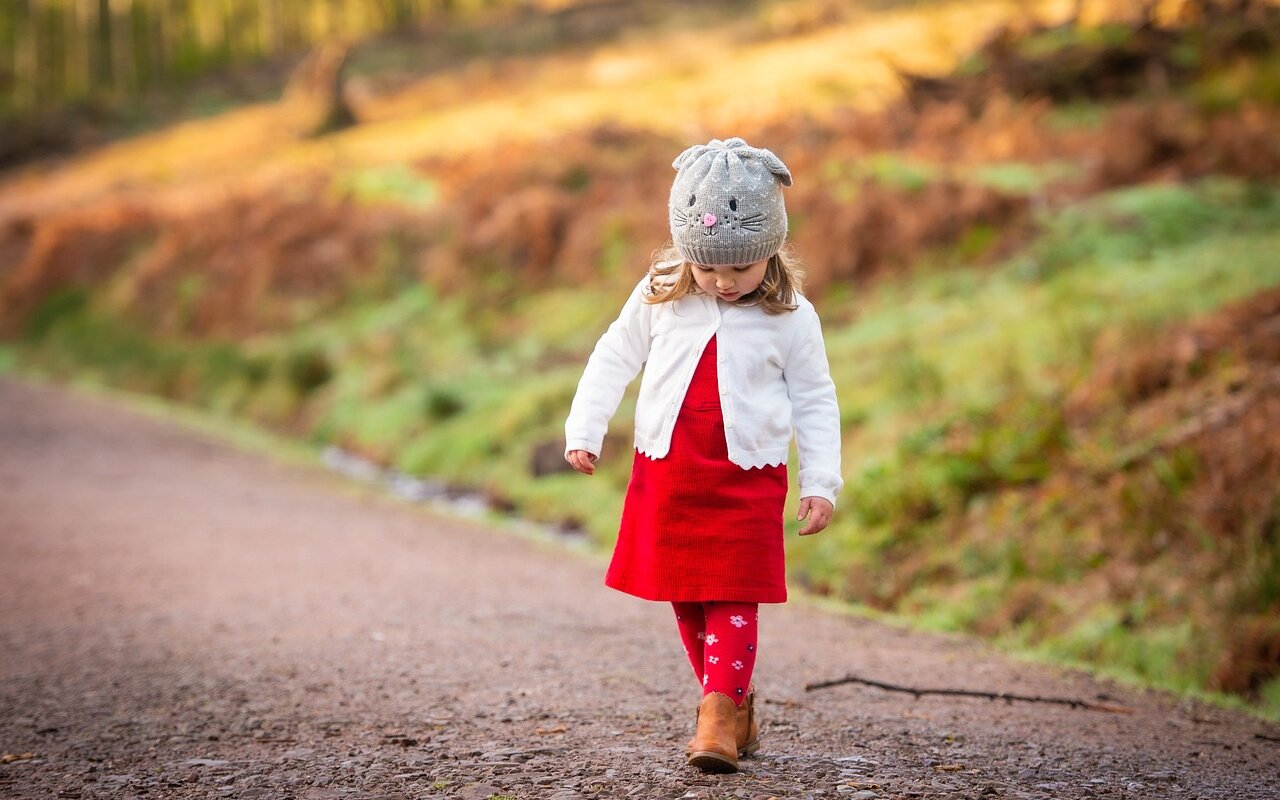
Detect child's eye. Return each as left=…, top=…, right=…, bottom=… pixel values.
left=734, top=266, right=749, bottom=272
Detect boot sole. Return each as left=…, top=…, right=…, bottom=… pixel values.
left=688, top=750, right=738, bottom=773
left=686, top=739, right=760, bottom=758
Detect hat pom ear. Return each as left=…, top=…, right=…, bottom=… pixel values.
left=672, top=144, right=709, bottom=171
left=672, top=139, right=793, bottom=186
left=754, top=148, right=793, bottom=187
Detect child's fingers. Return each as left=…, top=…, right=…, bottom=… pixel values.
left=796, top=497, right=811, bottom=521
left=566, top=450, right=596, bottom=475
left=799, top=508, right=829, bottom=535
left=798, top=498, right=832, bottom=535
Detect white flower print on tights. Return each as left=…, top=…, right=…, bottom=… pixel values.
left=704, top=633, right=718, bottom=645
left=703, top=674, right=709, bottom=686
left=729, top=615, right=747, bottom=628
left=708, top=655, right=719, bottom=664
left=732, top=660, right=744, bottom=670
left=696, top=632, right=705, bottom=641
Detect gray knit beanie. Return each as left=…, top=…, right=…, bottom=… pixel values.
left=668, top=137, right=793, bottom=267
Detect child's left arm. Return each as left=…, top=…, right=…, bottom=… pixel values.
left=784, top=304, right=844, bottom=535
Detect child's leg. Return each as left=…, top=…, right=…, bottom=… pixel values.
left=671, top=601, right=707, bottom=682
left=700, top=601, right=759, bottom=706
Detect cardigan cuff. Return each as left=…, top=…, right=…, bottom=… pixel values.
left=798, top=487, right=838, bottom=507
left=798, top=468, right=842, bottom=508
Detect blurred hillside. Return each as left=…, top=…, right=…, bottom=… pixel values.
left=2, top=0, right=1279, bottom=717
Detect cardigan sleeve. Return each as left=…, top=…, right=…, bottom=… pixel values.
left=564, top=275, right=653, bottom=459
left=783, top=302, right=844, bottom=506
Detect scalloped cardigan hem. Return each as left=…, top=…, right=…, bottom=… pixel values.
left=635, top=440, right=787, bottom=472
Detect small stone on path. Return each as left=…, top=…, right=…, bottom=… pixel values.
left=182, top=758, right=230, bottom=767
left=459, top=782, right=503, bottom=800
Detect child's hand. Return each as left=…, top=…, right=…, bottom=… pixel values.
left=797, top=496, right=834, bottom=535
left=566, top=449, right=598, bottom=475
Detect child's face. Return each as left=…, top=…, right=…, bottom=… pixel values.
left=690, top=258, right=769, bottom=303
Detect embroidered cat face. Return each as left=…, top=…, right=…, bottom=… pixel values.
left=670, top=191, right=770, bottom=241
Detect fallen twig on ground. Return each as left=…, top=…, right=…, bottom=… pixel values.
left=805, top=674, right=1136, bottom=714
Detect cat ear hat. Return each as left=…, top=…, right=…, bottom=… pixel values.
left=668, top=137, right=793, bottom=268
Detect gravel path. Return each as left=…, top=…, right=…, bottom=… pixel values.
left=1, top=377, right=1276, bottom=800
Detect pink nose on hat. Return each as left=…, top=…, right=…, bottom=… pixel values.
left=701, top=212, right=717, bottom=227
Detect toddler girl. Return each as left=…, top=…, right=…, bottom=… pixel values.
left=564, top=137, right=842, bottom=773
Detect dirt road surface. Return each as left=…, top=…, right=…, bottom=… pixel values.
left=1, top=377, right=1276, bottom=800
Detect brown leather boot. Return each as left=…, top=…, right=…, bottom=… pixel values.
left=736, top=687, right=760, bottom=757
left=686, top=684, right=760, bottom=758
left=687, top=692, right=738, bottom=773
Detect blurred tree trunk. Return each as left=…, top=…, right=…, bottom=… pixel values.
left=95, top=0, right=114, bottom=91
left=113, top=0, right=135, bottom=93
left=282, top=39, right=356, bottom=136
left=11, top=0, right=35, bottom=110
left=151, top=0, right=168, bottom=88
left=1070, top=0, right=1085, bottom=25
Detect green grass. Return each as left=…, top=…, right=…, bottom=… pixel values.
left=331, top=164, right=441, bottom=210
left=822, top=152, right=1083, bottom=200
left=820, top=178, right=1280, bottom=461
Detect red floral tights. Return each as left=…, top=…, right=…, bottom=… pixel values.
left=671, top=601, right=758, bottom=706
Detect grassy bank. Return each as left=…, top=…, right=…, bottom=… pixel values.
left=791, top=178, right=1280, bottom=718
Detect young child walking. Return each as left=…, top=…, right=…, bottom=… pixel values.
left=563, top=137, right=843, bottom=774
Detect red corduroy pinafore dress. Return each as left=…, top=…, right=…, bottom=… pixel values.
left=605, top=334, right=789, bottom=603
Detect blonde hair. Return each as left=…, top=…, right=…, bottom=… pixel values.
left=643, top=242, right=805, bottom=315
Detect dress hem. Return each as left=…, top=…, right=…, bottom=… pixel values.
left=605, top=577, right=787, bottom=605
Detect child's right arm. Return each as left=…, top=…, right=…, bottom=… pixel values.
left=564, top=276, right=654, bottom=466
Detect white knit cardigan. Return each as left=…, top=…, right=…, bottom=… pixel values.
left=564, top=274, right=844, bottom=506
